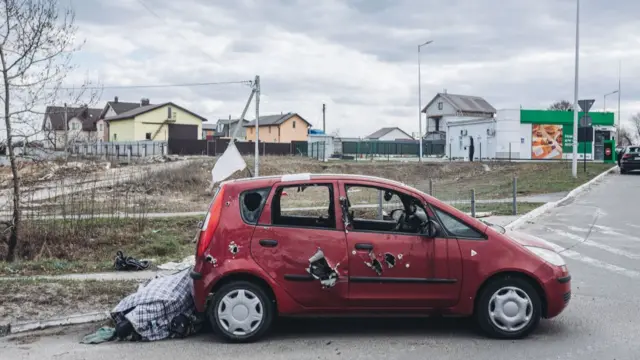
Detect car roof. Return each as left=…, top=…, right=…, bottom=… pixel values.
left=221, top=173, right=414, bottom=191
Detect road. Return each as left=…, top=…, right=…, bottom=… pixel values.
left=1, top=171, right=639, bottom=359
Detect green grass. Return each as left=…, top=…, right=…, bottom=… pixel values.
left=452, top=202, right=545, bottom=216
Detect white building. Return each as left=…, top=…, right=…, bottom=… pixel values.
left=445, top=109, right=521, bottom=160
left=365, top=127, right=414, bottom=141
left=422, top=92, right=497, bottom=141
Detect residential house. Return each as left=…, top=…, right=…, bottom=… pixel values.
left=42, top=105, right=103, bottom=149
left=365, top=127, right=414, bottom=141
left=421, top=92, right=496, bottom=139
left=96, top=96, right=146, bottom=141
left=101, top=98, right=208, bottom=142
left=243, top=113, right=311, bottom=143
left=203, top=117, right=250, bottom=139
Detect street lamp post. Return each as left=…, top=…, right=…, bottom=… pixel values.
left=418, top=40, right=433, bottom=162
left=603, top=90, right=618, bottom=112
left=571, top=0, right=580, bottom=178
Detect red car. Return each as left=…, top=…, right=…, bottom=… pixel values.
left=190, top=174, right=571, bottom=342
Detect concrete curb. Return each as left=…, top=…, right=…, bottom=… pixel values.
left=505, top=165, right=617, bottom=231
left=2, top=311, right=109, bottom=337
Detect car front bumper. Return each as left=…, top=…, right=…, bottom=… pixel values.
left=543, top=270, right=572, bottom=319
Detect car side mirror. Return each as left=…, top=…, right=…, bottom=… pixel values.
left=422, top=219, right=442, bottom=238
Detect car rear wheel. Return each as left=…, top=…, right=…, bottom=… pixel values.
left=475, top=276, right=541, bottom=339
left=207, top=281, right=274, bottom=343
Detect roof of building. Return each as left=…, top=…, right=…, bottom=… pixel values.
left=98, top=101, right=142, bottom=120
left=365, top=127, right=414, bottom=140
left=422, top=93, right=496, bottom=114
left=44, top=106, right=103, bottom=131
left=104, top=102, right=208, bottom=122
left=243, top=113, right=310, bottom=127
left=218, top=118, right=249, bottom=125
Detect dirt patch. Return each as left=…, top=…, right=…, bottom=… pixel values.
left=0, top=279, right=138, bottom=324
left=0, top=217, right=200, bottom=275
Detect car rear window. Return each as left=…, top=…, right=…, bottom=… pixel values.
left=240, top=188, right=270, bottom=224
left=628, top=147, right=640, bottom=154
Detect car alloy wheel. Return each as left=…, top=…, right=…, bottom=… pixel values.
left=208, top=281, right=274, bottom=343
left=475, top=276, right=541, bottom=339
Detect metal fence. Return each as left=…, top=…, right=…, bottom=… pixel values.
left=167, top=139, right=310, bottom=157
left=341, top=140, right=445, bottom=158
left=68, top=141, right=168, bottom=160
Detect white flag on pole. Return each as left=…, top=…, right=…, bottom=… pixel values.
left=211, top=141, right=247, bottom=185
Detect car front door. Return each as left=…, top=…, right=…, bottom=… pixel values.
left=250, top=180, right=349, bottom=309
left=340, top=180, right=463, bottom=309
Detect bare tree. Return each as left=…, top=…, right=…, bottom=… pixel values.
left=0, top=0, right=96, bottom=261
left=548, top=100, right=573, bottom=111
left=630, top=113, right=640, bottom=142
left=618, top=126, right=634, bottom=146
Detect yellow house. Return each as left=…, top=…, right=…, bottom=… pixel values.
left=243, top=113, right=311, bottom=143
left=103, top=99, right=207, bottom=142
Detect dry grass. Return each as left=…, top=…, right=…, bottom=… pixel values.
left=0, top=217, right=200, bottom=275
left=21, top=157, right=612, bottom=215
left=0, top=279, right=139, bottom=324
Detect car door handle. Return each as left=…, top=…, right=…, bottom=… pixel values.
left=355, top=243, right=373, bottom=251
left=259, top=239, right=278, bottom=247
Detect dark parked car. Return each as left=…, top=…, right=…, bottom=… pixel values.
left=191, top=174, right=571, bottom=343
left=620, top=146, right=640, bottom=174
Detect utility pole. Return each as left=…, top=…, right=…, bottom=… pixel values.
left=322, top=103, right=326, bottom=133
left=571, top=0, right=580, bottom=178
left=418, top=40, right=433, bottom=162
left=64, top=103, right=68, bottom=162
left=617, top=60, right=621, bottom=140
left=254, top=75, right=261, bottom=177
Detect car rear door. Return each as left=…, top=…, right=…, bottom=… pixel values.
left=340, top=180, right=463, bottom=309
left=250, top=179, right=349, bottom=309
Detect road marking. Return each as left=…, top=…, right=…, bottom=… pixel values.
left=523, top=233, right=640, bottom=278
left=546, top=228, right=640, bottom=260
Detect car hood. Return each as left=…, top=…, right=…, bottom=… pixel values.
left=504, top=229, right=558, bottom=251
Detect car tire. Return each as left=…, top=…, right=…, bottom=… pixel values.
left=207, top=281, right=274, bottom=343
left=620, top=168, right=627, bottom=174
left=475, top=276, right=542, bottom=339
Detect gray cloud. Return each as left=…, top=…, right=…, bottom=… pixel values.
left=69, top=0, right=640, bottom=136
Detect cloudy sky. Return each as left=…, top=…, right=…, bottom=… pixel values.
left=66, top=0, right=640, bottom=137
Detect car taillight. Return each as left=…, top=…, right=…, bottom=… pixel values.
left=197, top=186, right=226, bottom=258
left=623, top=154, right=632, bottom=159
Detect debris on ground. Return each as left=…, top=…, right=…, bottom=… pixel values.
left=157, top=256, right=195, bottom=271
left=107, top=268, right=201, bottom=342
left=113, top=251, right=151, bottom=271
left=81, top=326, right=116, bottom=344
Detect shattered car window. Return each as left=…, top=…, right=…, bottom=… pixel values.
left=240, top=188, right=270, bottom=224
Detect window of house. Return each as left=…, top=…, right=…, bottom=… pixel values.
left=167, top=107, right=172, bottom=118
left=71, top=122, right=80, bottom=130
left=98, top=124, right=103, bottom=131
left=438, top=101, right=443, bottom=110
left=293, top=121, right=296, bottom=129
left=113, top=134, right=118, bottom=141
left=240, top=188, right=270, bottom=224
left=145, top=133, right=152, bottom=140
left=271, top=184, right=335, bottom=229
left=269, top=126, right=272, bottom=134
left=433, top=208, right=484, bottom=239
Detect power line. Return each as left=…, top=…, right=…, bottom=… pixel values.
left=55, top=80, right=253, bottom=90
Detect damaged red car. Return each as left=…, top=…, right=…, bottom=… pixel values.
left=190, top=173, right=571, bottom=343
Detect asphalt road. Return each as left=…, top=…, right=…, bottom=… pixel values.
left=2, top=170, right=639, bottom=359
